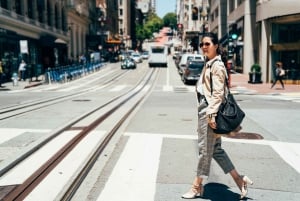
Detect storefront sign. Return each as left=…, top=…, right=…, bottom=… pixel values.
left=20, top=40, right=28, bottom=53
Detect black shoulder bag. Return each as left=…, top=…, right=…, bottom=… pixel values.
left=209, top=61, right=245, bottom=134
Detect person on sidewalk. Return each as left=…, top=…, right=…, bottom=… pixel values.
left=271, top=61, right=285, bottom=89
left=182, top=32, right=253, bottom=200
left=18, top=60, right=26, bottom=81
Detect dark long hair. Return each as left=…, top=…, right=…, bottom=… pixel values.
left=201, top=32, right=227, bottom=64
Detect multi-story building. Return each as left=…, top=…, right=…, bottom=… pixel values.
left=0, top=0, right=96, bottom=81
left=209, top=0, right=300, bottom=83
left=0, top=0, right=69, bottom=79
left=177, top=0, right=300, bottom=83
left=176, top=0, right=209, bottom=53
left=68, top=0, right=95, bottom=63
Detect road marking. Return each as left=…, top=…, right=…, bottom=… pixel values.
left=109, top=85, right=127, bottom=92
left=0, top=128, right=50, bottom=144
left=0, top=130, right=79, bottom=185
left=97, top=134, right=162, bottom=201
left=124, top=132, right=300, bottom=174
left=24, top=130, right=106, bottom=201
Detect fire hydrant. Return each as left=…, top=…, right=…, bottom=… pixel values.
left=11, top=72, right=19, bottom=86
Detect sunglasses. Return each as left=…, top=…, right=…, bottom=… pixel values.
left=199, top=42, right=211, bottom=47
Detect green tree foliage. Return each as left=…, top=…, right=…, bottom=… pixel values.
left=136, top=13, right=163, bottom=41
left=162, top=12, right=177, bottom=29
left=135, top=12, right=177, bottom=41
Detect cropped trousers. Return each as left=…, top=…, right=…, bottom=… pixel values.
left=196, top=97, right=235, bottom=178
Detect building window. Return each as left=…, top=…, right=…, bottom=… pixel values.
left=237, top=0, right=244, bottom=6
left=229, top=0, right=234, bottom=13
left=119, top=0, right=122, bottom=6
left=0, top=0, right=8, bottom=9
left=119, top=9, right=123, bottom=16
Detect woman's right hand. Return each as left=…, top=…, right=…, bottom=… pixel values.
left=208, top=116, right=217, bottom=129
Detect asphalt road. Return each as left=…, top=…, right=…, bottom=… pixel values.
left=0, top=56, right=299, bottom=201
left=72, top=56, right=300, bottom=201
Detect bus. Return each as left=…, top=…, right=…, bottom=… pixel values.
left=148, top=45, right=168, bottom=67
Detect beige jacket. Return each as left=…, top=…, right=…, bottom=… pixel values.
left=202, top=55, right=228, bottom=118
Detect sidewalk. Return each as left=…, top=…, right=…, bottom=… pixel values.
left=230, top=73, right=300, bottom=95
left=0, top=77, right=43, bottom=91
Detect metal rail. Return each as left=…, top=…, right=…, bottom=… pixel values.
left=1, top=68, right=159, bottom=200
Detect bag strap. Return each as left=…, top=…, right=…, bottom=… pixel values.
left=208, top=59, right=230, bottom=96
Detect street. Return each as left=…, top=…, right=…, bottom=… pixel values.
left=0, top=56, right=299, bottom=201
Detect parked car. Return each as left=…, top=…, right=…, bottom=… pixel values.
left=178, top=53, right=204, bottom=75
left=141, top=51, right=149, bottom=59
left=121, top=57, right=136, bottom=69
left=181, top=60, right=205, bottom=84
left=130, top=53, right=143, bottom=63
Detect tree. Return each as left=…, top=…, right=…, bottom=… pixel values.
left=162, top=12, right=177, bottom=29
left=136, top=13, right=163, bottom=41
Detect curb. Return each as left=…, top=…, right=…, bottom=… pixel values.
left=24, top=82, right=43, bottom=89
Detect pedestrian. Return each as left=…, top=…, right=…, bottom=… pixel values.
left=18, top=60, right=26, bottom=81
left=271, top=61, right=285, bottom=89
left=0, top=61, right=3, bottom=87
left=182, top=32, right=253, bottom=200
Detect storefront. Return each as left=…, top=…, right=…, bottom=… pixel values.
left=270, top=17, right=300, bottom=84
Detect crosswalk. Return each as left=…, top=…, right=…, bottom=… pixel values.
left=0, top=128, right=299, bottom=200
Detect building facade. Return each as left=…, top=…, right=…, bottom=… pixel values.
left=0, top=0, right=69, bottom=79
left=176, top=0, right=300, bottom=83
left=209, top=0, right=300, bottom=83
left=0, top=0, right=98, bottom=80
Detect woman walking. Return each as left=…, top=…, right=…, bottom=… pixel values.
left=182, top=32, right=253, bottom=200
left=271, top=61, right=285, bottom=89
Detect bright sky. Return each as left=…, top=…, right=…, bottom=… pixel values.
left=156, top=0, right=176, bottom=18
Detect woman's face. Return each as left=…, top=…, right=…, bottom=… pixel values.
left=200, top=36, right=218, bottom=60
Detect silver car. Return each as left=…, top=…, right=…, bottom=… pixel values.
left=130, top=53, right=143, bottom=63
left=181, top=60, right=205, bottom=84
left=178, top=53, right=204, bottom=75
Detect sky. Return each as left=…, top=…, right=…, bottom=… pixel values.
left=156, top=0, right=176, bottom=18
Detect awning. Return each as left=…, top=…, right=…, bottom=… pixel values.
left=106, top=40, right=122, bottom=44
left=55, top=38, right=67, bottom=44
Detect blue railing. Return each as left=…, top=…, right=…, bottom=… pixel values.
left=45, top=62, right=104, bottom=84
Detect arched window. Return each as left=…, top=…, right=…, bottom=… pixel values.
left=0, top=0, right=8, bottom=9
left=37, top=0, right=45, bottom=23
left=47, top=0, right=51, bottom=26
left=55, top=3, right=58, bottom=29
left=15, top=0, right=21, bottom=14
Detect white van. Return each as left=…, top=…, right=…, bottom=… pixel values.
left=148, top=45, right=168, bottom=67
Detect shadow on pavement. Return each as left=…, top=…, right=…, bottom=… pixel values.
left=202, top=183, right=253, bottom=201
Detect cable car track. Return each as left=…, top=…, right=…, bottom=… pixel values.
left=0, top=68, right=160, bottom=201
left=0, top=70, right=132, bottom=121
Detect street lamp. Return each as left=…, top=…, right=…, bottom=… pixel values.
left=98, top=15, right=106, bottom=61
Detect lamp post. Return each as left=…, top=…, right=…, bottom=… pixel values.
left=98, top=15, right=106, bottom=61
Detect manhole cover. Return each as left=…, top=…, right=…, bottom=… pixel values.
left=225, top=132, right=264, bottom=140
left=72, top=99, right=91, bottom=102
left=174, top=87, right=189, bottom=93
left=181, top=118, right=193, bottom=121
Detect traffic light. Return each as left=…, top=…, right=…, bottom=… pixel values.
left=227, top=38, right=235, bottom=58
left=230, top=23, right=238, bottom=40
left=177, top=23, right=183, bottom=30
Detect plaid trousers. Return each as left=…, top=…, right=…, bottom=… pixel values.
left=196, top=98, right=235, bottom=177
